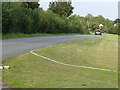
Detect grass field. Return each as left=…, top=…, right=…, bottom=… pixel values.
left=1, top=33, right=85, bottom=39
left=2, top=34, right=118, bottom=88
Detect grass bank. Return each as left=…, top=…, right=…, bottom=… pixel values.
left=2, top=33, right=86, bottom=39
left=2, top=34, right=118, bottom=88
left=34, top=34, right=118, bottom=70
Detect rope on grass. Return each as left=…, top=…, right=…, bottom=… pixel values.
left=30, top=50, right=117, bottom=73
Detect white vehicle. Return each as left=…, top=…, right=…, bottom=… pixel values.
left=95, top=29, right=102, bottom=35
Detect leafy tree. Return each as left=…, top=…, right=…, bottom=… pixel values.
left=91, top=23, right=99, bottom=31
left=114, top=18, right=120, bottom=24
left=2, top=2, right=21, bottom=34
left=21, top=2, right=39, bottom=10
left=118, top=23, right=120, bottom=35
left=48, top=0, right=74, bottom=17
left=68, top=15, right=88, bottom=33
left=11, top=7, right=33, bottom=34
left=86, top=15, right=114, bottom=33
left=85, top=14, right=93, bottom=30
left=2, top=2, right=89, bottom=35
left=85, top=14, right=93, bottom=22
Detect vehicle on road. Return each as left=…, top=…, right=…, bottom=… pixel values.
left=95, top=29, right=102, bottom=35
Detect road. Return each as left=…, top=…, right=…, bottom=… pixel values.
left=2, top=35, right=100, bottom=60
left=1, top=34, right=101, bottom=89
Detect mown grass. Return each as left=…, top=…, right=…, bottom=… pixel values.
left=2, top=34, right=118, bottom=88
left=35, top=34, right=118, bottom=70
left=2, top=33, right=85, bottom=39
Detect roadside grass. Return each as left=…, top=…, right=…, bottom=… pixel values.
left=2, top=34, right=118, bottom=88
left=2, top=33, right=85, bottom=39
left=0, top=34, right=2, bottom=39
left=35, top=34, right=118, bottom=70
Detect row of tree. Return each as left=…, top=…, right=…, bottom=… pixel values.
left=84, top=14, right=120, bottom=34
left=110, top=19, right=120, bottom=34
left=2, top=1, right=89, bottom=34
left=2, top=1, right=119, bottom=35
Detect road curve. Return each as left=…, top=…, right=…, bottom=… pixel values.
left=1, top=35, right=100, bottom=89
left=2, top=35, right=100, bottom=60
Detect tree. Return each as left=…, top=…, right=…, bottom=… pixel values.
left=21, top=2, right=39, bottom=10
left=2, top=2, right=21, bottom=34
left=114, top=18, right=120, bottom=24
left=2, top=2, right=88, bottom=35
left=85, top=14, right=93, bottom=30
left=85, top=14, right=93, bottom=20
left=48, top=0, right=74, bottom=17
left=11, top=7, right=33, bottom=34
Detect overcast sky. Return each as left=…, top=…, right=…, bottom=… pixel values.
left=39, top=0, right=119, bottom=20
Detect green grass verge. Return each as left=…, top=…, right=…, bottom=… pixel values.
left=2, top=34, right=118, bottom=88
left=2, top=33, right=85, bottom=39
left=35, top=34, right=118, bottom=70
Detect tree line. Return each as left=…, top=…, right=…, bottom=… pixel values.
left=2, top=1, right=120, bottom=35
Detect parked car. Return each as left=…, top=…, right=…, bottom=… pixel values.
left=95, top=29, right=102, bottom=35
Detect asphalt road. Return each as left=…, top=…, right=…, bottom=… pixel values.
left=1, top=34, right=101, bottom=89
left=2, top=35, right=100, bottom=60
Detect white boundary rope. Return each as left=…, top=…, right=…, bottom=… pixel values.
left=30, top=50, right=117, bottom=72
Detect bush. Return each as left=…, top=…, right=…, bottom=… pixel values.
left=108, top=23, right=120, bottom=35
left=2, top=2, right=88, bottom=35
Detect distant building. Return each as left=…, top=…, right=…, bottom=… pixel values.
left=114, top=24, right=117, bottom=26
left=99, top=24, right=104, bottom=28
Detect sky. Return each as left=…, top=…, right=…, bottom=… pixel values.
left=39, top=0, right=119, bottom=20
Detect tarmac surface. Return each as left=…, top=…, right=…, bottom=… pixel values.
left=2, top=35, right=100, bottom=60
left=1, top=35, right=100, bottom=89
